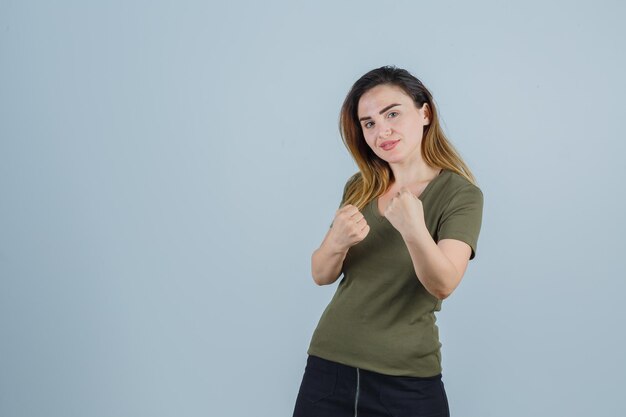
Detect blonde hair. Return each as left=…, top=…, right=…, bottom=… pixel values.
left=338, top=65, right=477, bottom=211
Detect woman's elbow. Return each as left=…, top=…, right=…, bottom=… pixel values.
left=311, top=272, right=339, bottom=286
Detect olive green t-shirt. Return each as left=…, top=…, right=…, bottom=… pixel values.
left=307, top=168, right=484, bottom=377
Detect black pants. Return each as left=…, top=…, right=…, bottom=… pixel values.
left=292, top=355, right=450, bottom=417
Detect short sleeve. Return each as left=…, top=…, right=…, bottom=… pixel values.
left=437, top=184, right=484, bottom=260
left=329, top=173, right=359, bottom=228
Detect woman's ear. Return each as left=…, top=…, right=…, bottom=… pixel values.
left=423, top=103, right=431, bottom=125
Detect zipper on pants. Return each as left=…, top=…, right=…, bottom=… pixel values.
left=354, top=368, right=360, bottom=417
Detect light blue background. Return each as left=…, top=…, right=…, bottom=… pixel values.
left=1, top=1, right=625, bottom=416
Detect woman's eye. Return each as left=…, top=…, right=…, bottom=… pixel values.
left=388, top=111, right=398, bottom=118
left=364, top=121, right=373, bottom=129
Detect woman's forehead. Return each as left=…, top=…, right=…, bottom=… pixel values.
left=358, top=85, right=411, bottom=115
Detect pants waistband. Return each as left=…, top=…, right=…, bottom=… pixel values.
left=307, top=354, right=442, bottom=381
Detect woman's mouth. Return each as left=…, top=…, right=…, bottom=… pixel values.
left=381, top=140, right=399, bottom=151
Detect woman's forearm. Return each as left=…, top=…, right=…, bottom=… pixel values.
left=401, top=225, right=459, bottom=299
left=311, top=229, right=349, bottom=286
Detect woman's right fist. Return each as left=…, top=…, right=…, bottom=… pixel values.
left=329, top=204, right=370, bottom=250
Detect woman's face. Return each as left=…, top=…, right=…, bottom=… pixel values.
left=357, top=84, right=430, bottom=164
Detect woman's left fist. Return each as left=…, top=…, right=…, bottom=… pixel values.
left=383, top=187, right=425, bottom=236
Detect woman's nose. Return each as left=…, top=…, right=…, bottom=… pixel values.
left=378, top=123, right=392, bottom=138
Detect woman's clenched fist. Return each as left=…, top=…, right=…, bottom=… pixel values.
left=329, top=204, right=370, bottom=250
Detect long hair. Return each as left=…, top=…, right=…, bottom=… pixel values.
left=339, top=65, right=477, bottom=211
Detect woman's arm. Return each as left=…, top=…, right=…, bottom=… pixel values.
left=385, top=184, right=482, bottom=300
left=311, top=204, right=369, bottom=285
left=311, top=227, right=350, bottom=286
left=402, top=226, right=472, bottom=299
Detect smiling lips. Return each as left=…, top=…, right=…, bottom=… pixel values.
left=380, top=140, right=399, bottom=151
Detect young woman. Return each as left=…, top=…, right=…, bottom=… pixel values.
left=292, top=66, right=483, bottom=417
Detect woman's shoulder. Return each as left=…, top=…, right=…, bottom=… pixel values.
left=346, top=171, right=362, bottom=184
left=340, top=172, right=362, bottom=193
left=438, top=169, right=483, bottom=204
left=442, top=169, right=481, bottom=192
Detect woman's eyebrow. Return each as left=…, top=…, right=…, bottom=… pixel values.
left=358, top=103, right=401, bottom=122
